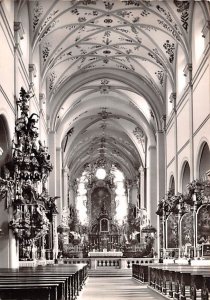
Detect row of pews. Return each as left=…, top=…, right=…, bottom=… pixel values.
left=0, top=263, right=87, bottom=300
left=132, top=263, right=210, bottom=300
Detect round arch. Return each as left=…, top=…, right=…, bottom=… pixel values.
left=168, top=174, right=175, bottom=195
left=195, top=139, right=210, bottom=179
left=196, top=141, right=210, bottom=180
left=180, top=160, right=190, bottom=194
left=0, top=114, right=12, bottom=168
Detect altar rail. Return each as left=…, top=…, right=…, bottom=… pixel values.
left=58, top=257, right=156, bottom=269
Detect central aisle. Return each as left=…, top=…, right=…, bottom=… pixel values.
left=78, top=277, right=165, bottom=300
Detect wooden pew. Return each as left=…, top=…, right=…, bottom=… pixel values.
left=132, top=264, right=149, bottom=283
left=0, top=263, right=87, bottom=300
left=0, top=282, right=59, bottom=300
left=0, top=277, right=67, bottom=300
left=148, top=264, right=210, bottom=300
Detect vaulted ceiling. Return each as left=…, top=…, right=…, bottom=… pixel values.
left=25, top=0, right=198, bottom=180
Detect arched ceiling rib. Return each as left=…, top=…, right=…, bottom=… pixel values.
left=26, top=0, right=195, bottom=180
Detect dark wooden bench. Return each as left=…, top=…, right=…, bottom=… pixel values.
left=132, top=263, right=149, bottom=283
left=0, top=263, right=87, bottom=300
left=148, top=264, right=210, bottom=300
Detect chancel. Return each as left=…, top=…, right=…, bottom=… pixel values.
left=0, top=1, right=210, bottom=299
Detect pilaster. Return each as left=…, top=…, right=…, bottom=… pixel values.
left=139, top=166, right=145, bottom=208
left=56, top=147, right=62, bottom=224
left=146, top=145, right=157, bottom=226
left=62, top=167, right=69, bottom=208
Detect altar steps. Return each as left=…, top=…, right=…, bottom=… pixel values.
left=88, top=267, right=132, bottom=277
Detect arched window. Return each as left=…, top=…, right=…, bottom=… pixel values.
left=0, top=114, right=11, bottom=170
left=199, top=143, right=210, bottom=180
left=181, top=162, right=190, bottom=194
left=76, top=171, right=88, bottom=225
left=169, top=175, right=175, bottom=195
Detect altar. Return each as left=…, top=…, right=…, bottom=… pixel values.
left=88, top=251, right=123, bottom=257
left=88, top=201, right=121, bottom=252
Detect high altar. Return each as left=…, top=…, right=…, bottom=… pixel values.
left=88, top=199, right=121, bottom=253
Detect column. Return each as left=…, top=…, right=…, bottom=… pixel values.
left=62, top=167, right=69, bottom=208
left=68, top=181, right=76, bottom=206
left=184, top=64, right=194, bottom=180
left=156, top=130, right=165, bottom=257
left=146, top=145, right=157, bottom=226
left=125, top=179, right=132, bottom=204
left=56, top=147, right=62, bottom=224
left=0, top=204, right=19, bottom=268
left=48, top=131, right=57, bottom=196
left=139, top=166, right=145, bottom=208
left=156, top=131, right=165, bottom=203
left=40, top=237, right=45, bottom=260
left=130, top=180, right=138, bottom=206
left=48, top=132, right=58, bottom=259
left=170, top=93, right=178, bottom=193
left=52, top=214, right=58, bottom=260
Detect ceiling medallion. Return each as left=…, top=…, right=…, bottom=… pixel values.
left=101, top=79, right=109, bottom=85
left=100, top=85, right=110, bottom=94
left=104, top=18, right=113, bottom=24
left=103, top=50, right=111, bottom=54
left=98, top=108, right=112, bottom=119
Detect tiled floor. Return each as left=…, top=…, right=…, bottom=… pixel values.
left=78, top=277, right=165, bottom=300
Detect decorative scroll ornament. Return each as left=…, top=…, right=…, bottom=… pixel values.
left=163, top=40, right=175, bottom=63
left=174, top=0, right=189, bottom=32
left=0, top=87, right=58, bottom=244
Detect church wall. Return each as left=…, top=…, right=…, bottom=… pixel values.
left=166, top=5, right=210, bottom=194
left=0, top=1, right=50, bottom=267
left=166, top=161, right=175, bottom=192
left=177, top=145, right=191, bottom=192
left=193, top=119, right=210, bottom=179
left=192, top=63, right=210, bottom=132
left=177, top=99, right=190, bottom=152
left=166, top=122, right=175, bottom=164
left=1, top=0, right=14, bottom=32
left=0, top=4, right=15, bottom=129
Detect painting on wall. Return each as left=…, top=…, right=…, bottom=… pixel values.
left=197, top=205, right=210, bottom=244
left=91, top=187, right=111, bottom=224
left=181, top=212, right=194, bottom=247
left=166, top=213, right=178, bottom=248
